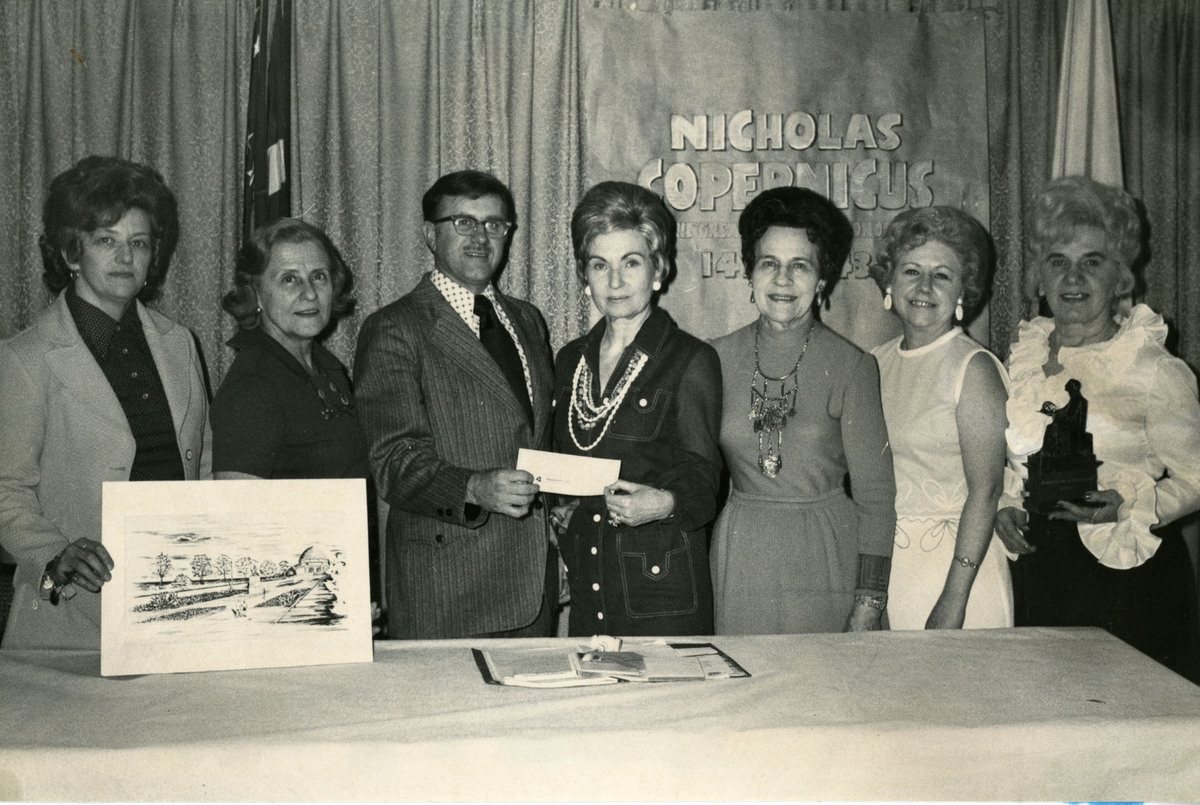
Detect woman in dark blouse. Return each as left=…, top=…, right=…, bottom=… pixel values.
left=212, top=218, right=367, bottom=482
left=549, top=181, right=723, bottom=637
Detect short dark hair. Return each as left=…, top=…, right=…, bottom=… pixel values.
left=1024, top=175, right=1141, bottom=305
left=738, top=187, right=853, bottom=299
left=40, top=155, right=180, bottom=301
left=222, top=218, right=356, bottom=329
left=570, top=181, right=677, bottom=284
left=421, top=170, right=516, bottom=225
left=870, top=206, right=994, bottom=324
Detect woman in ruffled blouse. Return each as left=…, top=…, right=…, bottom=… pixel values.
left=995, top=176, right=1200, bottom=680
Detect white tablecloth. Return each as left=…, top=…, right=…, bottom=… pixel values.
left=2, top=627, right=1198, bottom=801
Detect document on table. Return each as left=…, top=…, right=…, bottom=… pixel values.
left=473, top=639, right=752, bottom=687
left=517, top=448, right=620, bottom=497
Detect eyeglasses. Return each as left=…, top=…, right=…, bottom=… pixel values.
left=430, top=215, right=513, bottom=238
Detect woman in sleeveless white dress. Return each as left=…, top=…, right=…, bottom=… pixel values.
left=870, top=207, right=1013, bottom=629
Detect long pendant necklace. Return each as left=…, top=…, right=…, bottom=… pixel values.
left=748, top=321, right=811, bottom=478
left=568, top=349, right=649, bottom=452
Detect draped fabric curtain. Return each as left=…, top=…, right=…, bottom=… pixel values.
left=977, top=0, right=1066, bottom=355
left=290, top=0, right=583, bottom=364
left=1112, top=0, right=1200, bottom=371
left=0, top=0, right=254, bottom=381
left=0, top=0, right=1196, bottom=377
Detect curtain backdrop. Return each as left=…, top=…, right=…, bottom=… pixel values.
left=290, top=0, right=583, bottom=364
left=0, top=0, right=255, bottom=382
left=0, top=0, right=1196, bottom=378
left=1112, top=0, right=1200, bottom=371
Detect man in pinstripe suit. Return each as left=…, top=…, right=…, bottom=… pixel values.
left=354, top=171, right=557, bottom=639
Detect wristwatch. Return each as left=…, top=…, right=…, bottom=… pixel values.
left=40, top=560, right=59, bottom=604
left=39, top=557, right=75, bottom=605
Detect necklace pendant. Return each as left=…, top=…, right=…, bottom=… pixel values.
left=760, top=453, right=781, bottom=479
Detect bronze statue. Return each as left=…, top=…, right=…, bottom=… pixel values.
left=1024, top=379, right=1101, bottom=515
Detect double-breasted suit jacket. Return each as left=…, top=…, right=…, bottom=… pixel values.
left=0, top=294, right=212, bottom=649
left=354, top=274, right=555, bottom=638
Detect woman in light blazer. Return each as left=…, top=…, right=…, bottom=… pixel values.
left=0, top=156, right=211, bottom=650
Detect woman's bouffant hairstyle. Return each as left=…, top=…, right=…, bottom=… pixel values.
left=571, top=181, right=677, bottom=285
left=738, top=187, right=853, bottom=301
left=40, top=155, right=180, bottom=301
left=869, top=206, right=994, bottom=324
left=1024, top=175, right=1142, bottom=304
left=222, top=218, right=356, bottom=330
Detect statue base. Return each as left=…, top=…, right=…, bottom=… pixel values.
left=1024, top=452, right=1102, bottom=516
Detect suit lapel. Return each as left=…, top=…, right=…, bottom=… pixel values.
left=415, top=279, right=529, bottom=425
left=497, top=294, right=553, bottom=444
left=42, top=295, right=128, bottom=432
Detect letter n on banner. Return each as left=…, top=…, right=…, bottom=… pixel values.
left=243, top=0, right=293, bottom=241
left=580, top=7, right=990, bottom=350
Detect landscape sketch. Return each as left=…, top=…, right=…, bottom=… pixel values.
left=101, top=479, right=372, bottom=676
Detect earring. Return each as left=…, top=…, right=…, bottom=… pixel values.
left=652, top=280, right=662, bottom=292
left=955, top=298, right=964, bottom=322
left=814, top=291, right=823, bottom=309
left=883, top=288, right=892, bottom=310
left=583, top=286, right=592, bottom=297
left=749, top=288, right=755, bottom=304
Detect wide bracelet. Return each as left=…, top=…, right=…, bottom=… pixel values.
left=853, top=593, right=887, bottom=611
left=953, top=555, right=980, bottom=569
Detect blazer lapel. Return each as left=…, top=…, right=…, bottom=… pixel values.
left=140, top=306, right=194, bottom=434
left=42, top=295, right=128, bottom=432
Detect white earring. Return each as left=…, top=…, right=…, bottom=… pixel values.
left=652, top=280, right=662, bottom=292
left=883, top=288, right=892, bottom=311
left=583, top=286, right=592, bottom=297
left=955, top=298, right=964, bottom=322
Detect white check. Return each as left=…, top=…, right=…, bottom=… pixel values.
left=517, top=449, right=621, bottom=497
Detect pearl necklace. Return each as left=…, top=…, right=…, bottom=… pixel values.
left=568, top=349, right=649, bottom=452
left=748, top=320, right=811, bottom=478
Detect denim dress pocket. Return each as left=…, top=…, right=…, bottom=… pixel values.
left=609, top=388, right=671, bottom=442
left=617, top=525, right=698, bottom=618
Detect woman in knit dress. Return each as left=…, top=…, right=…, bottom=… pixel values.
left=710, top=187, right=896, bottom=634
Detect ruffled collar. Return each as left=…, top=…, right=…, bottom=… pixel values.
left=1006, top=304, right=1167, bottom=455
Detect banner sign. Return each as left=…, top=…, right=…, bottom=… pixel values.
left=581, top=8, right=989, bottom=349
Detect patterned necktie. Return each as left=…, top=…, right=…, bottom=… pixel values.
left=474, top=294, right=534, bottom=426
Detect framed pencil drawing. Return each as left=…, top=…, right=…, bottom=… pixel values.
left=100, top=479, right=372, bottom=676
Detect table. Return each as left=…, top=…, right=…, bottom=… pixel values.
left=2, top=627, right=1198, bottom=801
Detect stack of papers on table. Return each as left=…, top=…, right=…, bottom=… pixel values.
left=472, top=639, right=750, bottom=688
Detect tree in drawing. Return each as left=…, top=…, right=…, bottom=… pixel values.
left=154, top=552, right=172, bottom=585
left=216, top=554, right=233, bottom=588
left=235, top=556, right=257, bottom=580
left=191, top=553, right=212, bottom=583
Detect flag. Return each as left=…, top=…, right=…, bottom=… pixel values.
left=1051, top=0, right=1123, bottom=188
left=242, top=0, right=293, bottom=241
